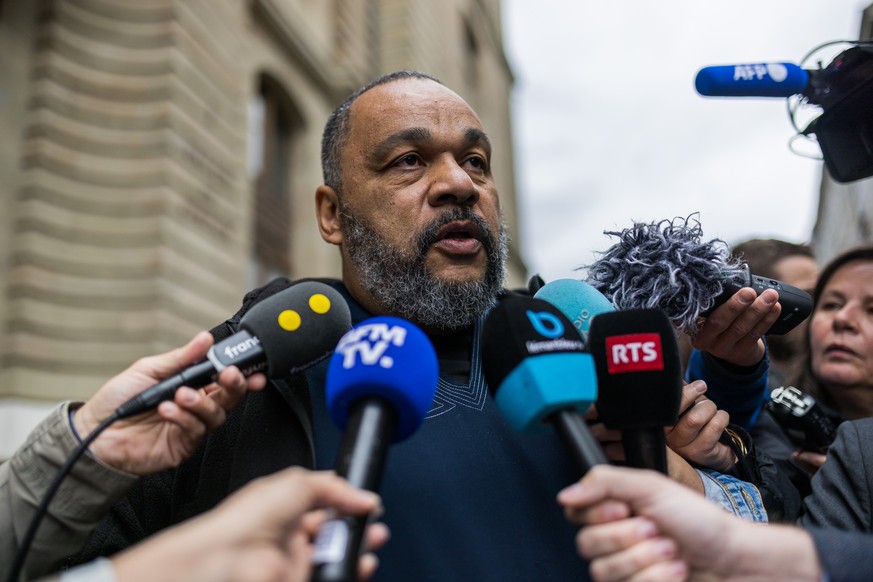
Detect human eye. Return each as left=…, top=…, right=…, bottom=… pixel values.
left=464, top=154, right=488, bottom=173
left=819, top=300, right=842, bottom=312
left=393, top=153, right=423, bottom=168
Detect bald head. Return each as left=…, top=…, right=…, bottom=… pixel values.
left=321, top=71, right=443, bottom=194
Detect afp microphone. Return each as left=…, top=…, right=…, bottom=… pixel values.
left=481, top=295, right=608, bottom=474
left=587, top=309, right=683, bottom=474
left=534, top=278, right=614, bottom=345
left=114, top=281, right=351, bottom=419
left=585, top=215, right=812, bottom=336
left=695, top=62, right=809, bottom=97
left=312, top=316, right=438, bottom=582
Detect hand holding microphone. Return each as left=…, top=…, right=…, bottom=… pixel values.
left=665, top=381, right=736, bottom=473
left=75, top=281, right=352, bottom=475
left=6, top=282, right=355, bottom=582
left=585, top=215, right=811, bottom=338
left=72, top=331, right=268, bottom=476
left=585, top=215, right=811, bottom=372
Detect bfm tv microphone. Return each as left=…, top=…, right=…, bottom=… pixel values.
left=695, top=62, right=809, bottom=98
left=114, top=281, right=352, bottom=419
left=312, top=316, right=438, bottom=582
left=481, top=295, right=608, bottom=474
left=587, top=309, right=683, bottom=474
left=585, top=215, right=812, bottom=336
left=534, top=278, right=615, bottom=346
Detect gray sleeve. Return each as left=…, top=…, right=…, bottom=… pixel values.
left=0, top=402, right=138, bottom=581
left=799, top=418, right=873, bottom=533
left=807, top=527, right=873, bottom=582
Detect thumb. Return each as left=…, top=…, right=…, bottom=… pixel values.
left=224, top=469, right=380, bottom=532
left=133, top=331, right=214, bottom=380
left=558, top=465, right=675, bottom=511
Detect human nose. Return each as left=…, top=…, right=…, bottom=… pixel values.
left=427, top=155, right=479, bottom=207
left=833, top=303, right=859, bottom=332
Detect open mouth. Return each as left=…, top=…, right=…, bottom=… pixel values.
left=436, top=221, right=484, bottom=242
left=432, top=221, right=485, bottom=255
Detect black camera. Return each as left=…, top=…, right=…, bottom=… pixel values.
left=803, top=44, right=873, bottom=183
left=766, top=386, right=837, bottom=454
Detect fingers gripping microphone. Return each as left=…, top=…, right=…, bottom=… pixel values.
left=114, top=282, right=352, bottom=419
left=312, top=316, right=438, bottom=582
left=481, top=295, right=608, bottom=474
left=587, top=309, right=683, bottom=474
left=695, top=62, right=810, bottom=97
left=585, top=215, right=812, bottom=336
left=534, top=278, right=615, bottom=346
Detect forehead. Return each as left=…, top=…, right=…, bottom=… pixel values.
left=824, top=260, right=873, bottom=292
left=775, top=255, right=819, bottom=290
left=347, top=78, right=483, bottom=143
left=825, top=261, right=873, bottom=292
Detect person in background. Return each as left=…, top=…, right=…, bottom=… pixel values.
left=788, top=245, right=873, bottom=475
left=731, top=238, right=819, bottom=387
left=694, top=245, right=873, bottom=498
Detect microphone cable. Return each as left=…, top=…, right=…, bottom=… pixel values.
left=6, top=411, right=121, bottom=582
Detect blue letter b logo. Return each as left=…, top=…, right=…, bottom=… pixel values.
left=527, top=310, right=564, bottom=339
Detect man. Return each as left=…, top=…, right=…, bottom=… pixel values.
left=70, top=71, right=768, bottom=581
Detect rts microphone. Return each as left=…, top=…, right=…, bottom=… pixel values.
left=585, top=215, right=812, bottom=336
left=114, top=281, right=351, bottom=419
left=587, top=309, right=683, bottom=474
left=481, top=295, right=608, bottom=474
left=695, top=62, right=809, bottom=97
left=312, top=316, right=438, bottom=582
left=534, top=278, right=615, bottom=345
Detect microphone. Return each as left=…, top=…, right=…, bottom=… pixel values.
left=114, top=281, right=351, bottom=419
left=695, top=62, right=809, bottom=97
left=586, top=308, right=683, bottom=474
left=481, top=294, right=608, bottom=473
left=584, top=215, right=813, bottom=336
left=533, top=278, right=614, bottom=345
left=312, top=316, right=438, bottom=582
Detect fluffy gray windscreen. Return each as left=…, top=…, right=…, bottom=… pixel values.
left=584, top=215, right=747, bottom=335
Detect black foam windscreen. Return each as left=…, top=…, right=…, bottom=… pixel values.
left=241, top=281, right=351, bottom=376
left=481, top=294, right=585, bottom=394
left=586, top=309, right=683, bottom=430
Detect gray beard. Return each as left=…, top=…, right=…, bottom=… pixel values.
left=340, top=206, right=508, bottom=331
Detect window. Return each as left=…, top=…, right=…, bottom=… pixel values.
left=247, top=75, right=302, bottom=287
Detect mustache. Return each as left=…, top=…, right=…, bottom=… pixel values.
left=415, top=208, right=495, bottom=258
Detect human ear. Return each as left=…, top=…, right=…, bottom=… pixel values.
left=315, top=185, right=343, bottom=245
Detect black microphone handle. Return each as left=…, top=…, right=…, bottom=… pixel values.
left=621, top=428, right=668, bottom=474
left=114, top=360, right=216, bottom=419
left=549, top=409, right=609, bottom=475
left=312, top=398, right=397, bottom=582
